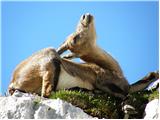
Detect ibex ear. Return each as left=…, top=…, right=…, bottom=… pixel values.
left=57, top=41, right=68, bottom=55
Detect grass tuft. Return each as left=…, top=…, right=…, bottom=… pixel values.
left=49, top=88, right=159, bottom=119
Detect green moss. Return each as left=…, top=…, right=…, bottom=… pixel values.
left=33, top=96, right=41, bottom=106
left=49, top=88, right=159, bottom=119
left=148, top=90, right=159, bottom=100
left=49, top=90, right=122, bottom=118
left=33, top=101, right=40, bottom=106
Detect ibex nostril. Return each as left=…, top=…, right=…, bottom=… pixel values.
left=82, top=15, right=85, bottom=20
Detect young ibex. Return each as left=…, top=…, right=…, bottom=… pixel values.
left=8, top=13, right=158, bottom=99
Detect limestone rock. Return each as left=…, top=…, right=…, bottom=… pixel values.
left=144, top=99, right=159, bottom=119
left=34, top=98, right=93, bottom=119
left=0, top=96, right=35, bottom=119
left=0, top=92, right=94, bottom=119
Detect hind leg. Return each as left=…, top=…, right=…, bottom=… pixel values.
left=41, top=60, right=61, bottom=97
left=41, top=70, right=54, bottom=97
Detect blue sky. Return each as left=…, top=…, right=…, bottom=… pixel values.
left=1, top=1, right=159, bottom=95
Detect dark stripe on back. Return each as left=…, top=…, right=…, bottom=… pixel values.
left=52, top=59, right=61, bottom=91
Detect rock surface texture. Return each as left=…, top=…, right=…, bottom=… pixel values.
left=144, top=99, right=159, bottom=119
left=0, top=91, right=94, bottom=119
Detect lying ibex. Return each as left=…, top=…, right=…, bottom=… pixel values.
left=9, top=47, right=129, bottom=98
left=57, top=13, right=158, bottom=97
left=8, top=13, right=158, bottom=99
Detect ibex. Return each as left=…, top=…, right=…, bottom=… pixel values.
left=8, top=13, right=158, bottom=99
left=57, top=13, right=158, bottom=97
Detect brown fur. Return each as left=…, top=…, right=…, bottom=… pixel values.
left=57, top=13, right=124, bottom=74
left=8, top=47, right=99, bottom=97
left=8, top=46, right=129, bottom=98
left=9, top=48, right=59, bottom=97
left=56, top=13, right=129, bottom=98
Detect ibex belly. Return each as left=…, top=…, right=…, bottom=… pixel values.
left=56, top=65, right=94, bottom=90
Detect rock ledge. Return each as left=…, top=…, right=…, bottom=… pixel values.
left=0, top=92, right=94, bottom=119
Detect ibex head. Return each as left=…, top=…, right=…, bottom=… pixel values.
left=57, top=13, right=96, bottom=55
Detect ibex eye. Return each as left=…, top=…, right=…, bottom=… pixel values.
left=75, top=34, right=80, bottom=40
left=73, top=34, right=80, bottom=44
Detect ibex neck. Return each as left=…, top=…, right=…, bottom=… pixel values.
left=81, top=45, right=123, bottom=74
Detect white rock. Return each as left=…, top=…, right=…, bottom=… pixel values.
left=144, top=99, right=159, bottom=119
left=0, top=92, right=94, bottom=119
left=34, top=98, right=93, bottom=119
left=0, top=96, right=35, bottom=119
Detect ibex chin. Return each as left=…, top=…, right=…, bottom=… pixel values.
left=8, top=13, right=158, bottom=99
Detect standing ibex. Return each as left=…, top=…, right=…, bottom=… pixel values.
left=8, top=13, right=158, bottom=99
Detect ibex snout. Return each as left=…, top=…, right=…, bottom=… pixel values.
left=80, top=13, right=94, bottom=27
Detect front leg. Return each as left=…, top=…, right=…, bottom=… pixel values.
left=130, top=71, right=159, bottom=93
